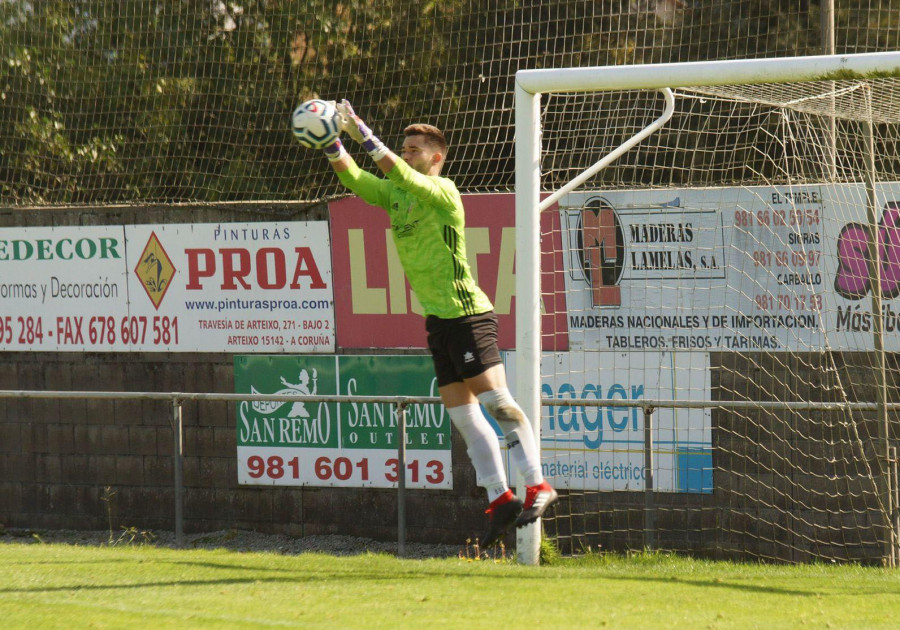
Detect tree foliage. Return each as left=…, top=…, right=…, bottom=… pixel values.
left=1, top=0, right=897, bottom=206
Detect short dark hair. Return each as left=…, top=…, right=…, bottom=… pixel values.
left=404, top=123, right=447, bottom=154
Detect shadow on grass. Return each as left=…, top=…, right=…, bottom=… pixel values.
left=4, top=544, right=895, bottom=598
left=0, top=561, right=852, bottom=598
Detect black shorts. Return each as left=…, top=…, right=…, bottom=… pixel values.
left=425, top=311, right=503, bottom=387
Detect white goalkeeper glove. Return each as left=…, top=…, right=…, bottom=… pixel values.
left=336, top=99, right=389, bottom=161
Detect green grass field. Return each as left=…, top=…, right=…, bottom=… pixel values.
left=2, top=542, right=899, bottom=629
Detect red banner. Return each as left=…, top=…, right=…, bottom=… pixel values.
left=330, top=193, right=568, bottom=350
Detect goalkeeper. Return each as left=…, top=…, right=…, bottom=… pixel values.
left=321, top=100, right=557, bottom=547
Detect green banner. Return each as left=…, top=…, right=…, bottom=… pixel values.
left=234, top=355, right=451, bottom=488
left=235, top=355, right=339, bottom=448
left=234, top=355, right=449, bottom=452
left=337, top=355, right=448, bottom=450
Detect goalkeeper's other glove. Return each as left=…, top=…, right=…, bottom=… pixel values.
left=336, top=100, right=389, bottom=161
left=313, top=100, right=347, bottom=163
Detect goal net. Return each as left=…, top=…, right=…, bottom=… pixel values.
left=515, top=53, right=900, bottom=565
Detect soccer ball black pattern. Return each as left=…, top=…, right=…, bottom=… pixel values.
left=291, top=99, right=340, bottom=149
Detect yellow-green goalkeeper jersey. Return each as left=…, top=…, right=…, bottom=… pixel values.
left=337, top=157, right=493, bottom=319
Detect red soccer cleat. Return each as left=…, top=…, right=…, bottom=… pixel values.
left=480, top=490, right=523, bottom=547
left=514, top=481, right=559, bottom=528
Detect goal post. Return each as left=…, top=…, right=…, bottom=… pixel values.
left=514, top=52, right=900, bottom=565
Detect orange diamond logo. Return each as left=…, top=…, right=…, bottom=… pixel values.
left=135, top=231, right=176, bottom=310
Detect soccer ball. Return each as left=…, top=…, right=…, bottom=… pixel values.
left=290, top=99, right=340, bottom=149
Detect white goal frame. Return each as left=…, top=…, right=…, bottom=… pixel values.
left=513, top=51, right=900, bottom=565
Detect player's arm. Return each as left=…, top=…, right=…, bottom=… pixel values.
left=322, top=137, right=390, bottom=208
left=335, top=100, right=397, bottom=175
left=337, top=100, right=457, bottom=213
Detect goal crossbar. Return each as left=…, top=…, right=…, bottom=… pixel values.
left=515, top=51, right=900, bottom=95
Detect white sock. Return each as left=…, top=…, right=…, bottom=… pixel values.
left=477, top=388, right=544, bottom=487
left=446, top=404, right=509, bottom=503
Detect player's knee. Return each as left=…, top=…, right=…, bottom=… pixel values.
left=493, top=403, right=525, bottom=427
left=476, top=388, right=526, bottom=429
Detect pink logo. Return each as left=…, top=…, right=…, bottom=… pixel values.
left=835, top=202, right=900, bottom=299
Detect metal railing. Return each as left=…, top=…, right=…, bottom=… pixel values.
left=1, top=389, right=898, bottom=564
left=1, top=389, right=443, bottom=555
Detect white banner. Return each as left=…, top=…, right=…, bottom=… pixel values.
left=0, top=226, right=129, bottom=349
left=561, top=183, right=900, bottom=352
left=236, top=446, right=451, bottom=489
left=0, top=222, right=335, bottom=352
left=506, top=351, right=712, bottom=493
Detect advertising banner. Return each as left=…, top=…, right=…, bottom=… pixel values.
left=329, top=193, right=569, bottom=350
left=0, top=226, right=129, bottom=349
left=506, top=351, right=712, bottom=493
left=561, top=184, right=900, bottom=352
left=0, top=222, right=334, bottom=352
left=126, top=223, right=334, bottom=353
left=234, top=355, right=451, bottom=489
